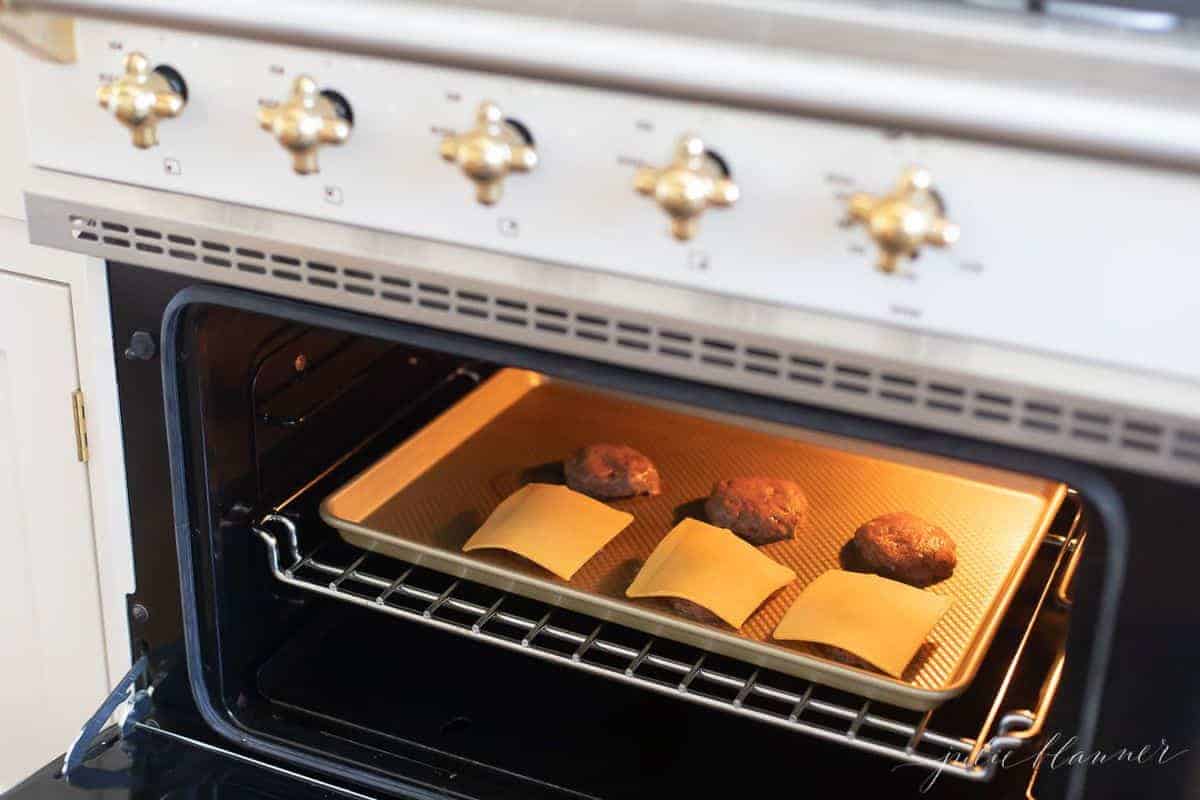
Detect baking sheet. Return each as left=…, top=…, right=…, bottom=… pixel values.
left=321, top=368, right=1066, bottom=709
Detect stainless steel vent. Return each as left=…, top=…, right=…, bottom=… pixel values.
left=38, top=195, right=1200, bottom=485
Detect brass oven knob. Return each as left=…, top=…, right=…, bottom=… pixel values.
left=257, top=76, right=352, bottom=175
left=846, top=167, right=960, bottom=273
left=634, top=135, right=738, bottom=241
left=96, top=52, right=186, bottom=149
left=440, top=101, right=538, bottom=205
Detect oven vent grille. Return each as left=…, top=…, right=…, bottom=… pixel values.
left=254, top=515, right=1079, bottom=785
left=56, top=207, right=1200, bottom=484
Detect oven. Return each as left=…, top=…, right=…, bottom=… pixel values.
left=79, top=261, right=1099, bottom=800
left=6, top=3, right=1199, bottom=800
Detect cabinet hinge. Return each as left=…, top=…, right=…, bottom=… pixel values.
left=71, top=388, right=88, bottom=463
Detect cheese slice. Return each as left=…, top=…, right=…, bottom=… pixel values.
left=463, top=483, right=633, bottom=580
left=773, top=570, right=952, bottom=677
left=626, top=518, right=796, bottom=628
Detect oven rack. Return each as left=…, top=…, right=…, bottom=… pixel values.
left=253, top=501, right=1082, bottom=783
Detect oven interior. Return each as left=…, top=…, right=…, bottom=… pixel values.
left=159, top=292, right=1098, bottom=799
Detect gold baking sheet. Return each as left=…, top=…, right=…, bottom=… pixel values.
left=321, top=368, right=1066, bottom=710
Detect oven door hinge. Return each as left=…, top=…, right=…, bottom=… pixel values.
left=71, top=388, right=88, bottom=463
left=58, top=655, right=381, bottom=799
left=61, top=655, right=151, bottom=779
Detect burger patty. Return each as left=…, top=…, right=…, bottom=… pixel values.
left=804, top=642, right=880, bottom=673
left=853, top=512, right=957, bottom=587
left=704, top=477, right=808, bottom=545
left=667, top=597, right=726, bottom=626
left=564, top=443, right=661, bottom=499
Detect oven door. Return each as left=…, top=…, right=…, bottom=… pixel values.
left=32, top=647, right=452, bottom=800
left=14, top=705, right=374, bottom=800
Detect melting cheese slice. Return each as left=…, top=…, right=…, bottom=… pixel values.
left=773, top=570, right=952, bottom=677
left=463, top=483, right=633, bottom=580
left=626, top=518, right=796, bottom=628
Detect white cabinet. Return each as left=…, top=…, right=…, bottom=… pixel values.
left=0, top=49, right=23, bottom=221
left=0, top=268, right=109, bottom=790
left=0, top=37, right=134, bottom=787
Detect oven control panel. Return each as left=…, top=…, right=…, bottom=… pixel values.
left=18, top=20, right=1200, bottom=381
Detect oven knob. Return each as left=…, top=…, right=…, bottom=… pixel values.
left=96, top=52, right=187, bottom=149
left=257, top=76, right=352, bottom=175
left=845, top=167, right=960, bottom=273
left=634, top=135, right=738, bottom=241
left=439, top=101, right=538, bottom=205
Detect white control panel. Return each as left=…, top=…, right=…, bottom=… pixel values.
left=18, top=20, right=1200, bottom=382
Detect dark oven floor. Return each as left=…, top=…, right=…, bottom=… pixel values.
left=250, top=532, right=1069, bottom=800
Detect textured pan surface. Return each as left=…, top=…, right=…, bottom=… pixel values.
left=322, top=370, right=1065, bottom=709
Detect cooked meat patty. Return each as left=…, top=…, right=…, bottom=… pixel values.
left=853, top=512, right=957, bottom=587
left=667, top=597, right=726, bottom=626
left=564, top=443, right=661, bottom=499
left=804, top=642, right=879, bottom=673
left=704, top=477, right=808, bottom=545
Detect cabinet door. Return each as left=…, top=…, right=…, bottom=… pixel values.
left=0, top=270, right=108, bottom=790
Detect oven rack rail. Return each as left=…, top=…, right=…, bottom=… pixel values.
left=253, top=503, right=1083, bottom=783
